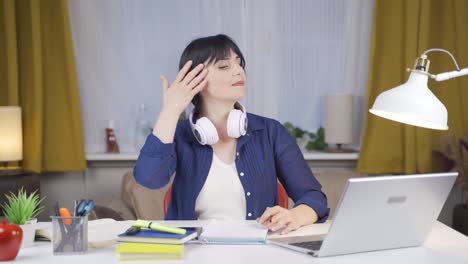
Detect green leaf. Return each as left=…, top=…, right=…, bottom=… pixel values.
left=304, top=127, right=328, bottom=151
left=305, top=141, right=315, bottom=151
left=283, top=122, right=294, bottom=130
left=317, top=127, right=325, bottom=138
left=293, top=127, right=305, bottom=139
left=282, top=123, right=293, bottom=136
left=308, top=132, right=317, bottom=140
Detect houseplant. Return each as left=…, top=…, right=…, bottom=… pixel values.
left=283, top=122, right=327, bottom=151
left=2, top=187, right=45, bottom=247
left=432, top=134, right=468, bottom=235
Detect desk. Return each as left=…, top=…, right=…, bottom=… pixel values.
left=15, top=221, right=468, bottom=264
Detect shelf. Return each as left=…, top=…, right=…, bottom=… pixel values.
left=302, top=152, right=359, bottom=160
left=86, top=151, right=359, bottom=161
left=86, top=153, right=139, bottom=161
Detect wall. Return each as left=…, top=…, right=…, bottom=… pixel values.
left=67, top=0, right=374, bottom=154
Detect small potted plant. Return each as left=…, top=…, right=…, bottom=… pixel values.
left=283, top=122, right=328, bottom=151
left=1, top=187, right=45, bottom=247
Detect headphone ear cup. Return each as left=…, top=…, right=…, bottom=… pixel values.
left=195, top=117, right=219, bottom=145
left=227, top=109, right=247, bottom=138
left=192, top=125, right=207, bottom=145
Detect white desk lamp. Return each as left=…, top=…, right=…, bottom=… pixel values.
left=369, top=48, right=468, bottom=130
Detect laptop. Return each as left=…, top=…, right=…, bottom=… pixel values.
left=268, top=172, right=457, bottom=257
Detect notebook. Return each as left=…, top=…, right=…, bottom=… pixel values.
left=198, top=221, right=268, bottom=244
left=117, top=228, right=198, bottom=244
left=115, top=242, right=183, bottom=261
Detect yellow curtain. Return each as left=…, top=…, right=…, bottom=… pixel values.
left=0, top=0, right=86, bottom=172
left=358, top=0, right=468, bottom=174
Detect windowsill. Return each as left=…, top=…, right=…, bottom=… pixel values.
left=86, top=151, right=359, bottom=162
left=302, top=151, right=359, bottom=160
left=86, top=153, right=139, bottom=161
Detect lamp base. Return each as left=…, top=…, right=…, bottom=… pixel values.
left=326, top=144, right=355, bottom=153
left=327, top=148, right=355, bottom=153
left=0, top=162, right=22, bottom=176
left=0, top=168, right=23, bottom=176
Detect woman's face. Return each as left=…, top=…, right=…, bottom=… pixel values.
left=201, top=49, right=246, bottom=103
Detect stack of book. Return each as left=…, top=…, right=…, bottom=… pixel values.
left=115, top=228, right=198, bottom=261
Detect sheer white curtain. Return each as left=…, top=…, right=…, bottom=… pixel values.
left=68, top=0, right=373, bottom=153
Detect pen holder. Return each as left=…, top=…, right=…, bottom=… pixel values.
left=50, top=215, right=88, bottom=255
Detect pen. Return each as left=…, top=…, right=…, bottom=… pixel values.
left=73, top=200, right=77, bottom=217
left=54, top=201, right=60, bottom=216
left=76, top=199, right=87, bottom=216
left=84, top=200, right=94, bottom=215
left=133, top=219, right=186, bottom=235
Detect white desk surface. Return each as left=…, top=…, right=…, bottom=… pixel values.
left=15, top=220, right=468, bottom=264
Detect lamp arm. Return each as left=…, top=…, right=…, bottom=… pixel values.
left=420, top=48, right=468, bottom=81
left=434, top=68, right=468, bottom=82
left=422, top=48, right=461, bottom=71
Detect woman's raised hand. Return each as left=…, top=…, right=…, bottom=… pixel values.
left=160, top=60, right=208, bottom=116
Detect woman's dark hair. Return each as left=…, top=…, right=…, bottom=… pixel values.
left=179, top=34, right=245, bottom=116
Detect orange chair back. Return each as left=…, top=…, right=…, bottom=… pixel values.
left=276, top=182, right=289, bottom=209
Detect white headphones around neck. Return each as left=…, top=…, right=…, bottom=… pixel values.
left=189, top=103, right=248, bottom=145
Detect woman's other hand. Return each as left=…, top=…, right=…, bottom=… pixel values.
left=257, top=205, right=318, bottom=235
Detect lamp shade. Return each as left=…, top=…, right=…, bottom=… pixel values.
left=369, top=72, right=448, bottom=130
left=325, top=94, right=354, bottom=144
left=0, top=106, right=23, bottom=161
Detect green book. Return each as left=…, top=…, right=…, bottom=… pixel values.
left=115, top=242, right=184, bottom=261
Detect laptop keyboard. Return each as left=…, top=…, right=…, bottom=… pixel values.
left=290, top=240, right=323, bottom=250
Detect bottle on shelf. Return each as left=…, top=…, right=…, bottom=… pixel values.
left=106, top=120, right=120, bottom=153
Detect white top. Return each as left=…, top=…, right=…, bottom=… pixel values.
left=195, top=153, right=246, bottom=220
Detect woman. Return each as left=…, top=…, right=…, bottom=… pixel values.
left=134, top=34, right=329, bottom=234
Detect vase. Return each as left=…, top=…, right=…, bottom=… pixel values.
left=20, top=218, right=37, bottom=248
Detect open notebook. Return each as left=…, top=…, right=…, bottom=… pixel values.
left=197, top=221, right=268, bottom=244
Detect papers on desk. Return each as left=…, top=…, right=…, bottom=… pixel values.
left=198, top=221, right=268, bottom=244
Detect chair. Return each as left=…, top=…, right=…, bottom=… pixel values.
left=90, top=171, right=171, bottom=221
left=164, top=182, right=289, bottom=216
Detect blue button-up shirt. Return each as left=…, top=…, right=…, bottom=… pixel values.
left=134, top=113, right=329, bottom=222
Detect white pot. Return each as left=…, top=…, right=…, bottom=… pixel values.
left=20, top=218, right=37, bottom=248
